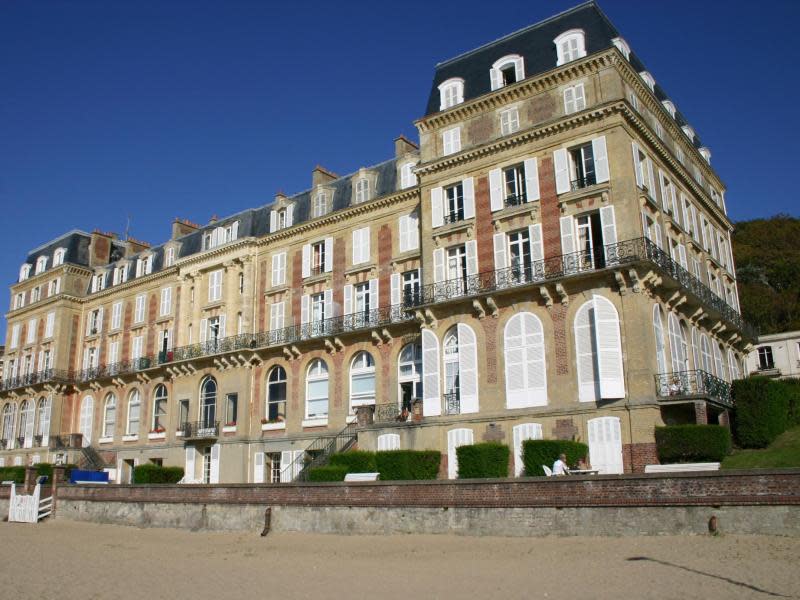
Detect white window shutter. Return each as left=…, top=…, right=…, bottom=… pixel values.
left=599, top=206, right=618, bottom=263
left=490, top=68, right=501, bottom=91
left=529, top=224, right=544, bottom=266
left=167, top=328, right=173, bottom=350
left=592, top=136, right=609, bottom=184
left=343, top=285, right=353, bottom=315
left=489, top=168, right=503, bottom=211
left=678, top=245, right=688, bottom=270
left=560, top=216, right=575, bottom=255
left=593, top=295, right=625, bottom=399
left=431, top=187, right=444, bottom=228
left=512, top=423, right=543, bottom=476
left=554, top=149, right=570, bottom=194
left=398, top=216, right=409, bottom=252
left=85, top=314, right=92, bottom=337
left=447, top=428, right=474, bottom=479
left=377, top=433, right=400, bottom=451
left=279, top=451, right=293, bottom=482
left=369, top=278, right=379, bottom=309
left=646, top=159, right=656, bottom=200
left=199, top=318, right=207, bottom=343
left=271, top=254, right=279, bottom=287
left=324, top=237, right=333, bottom=272
left=97, top=307, right=104, bottom=333
left=270, top=210, right=277, bottom=232
left=352, top=229, right=361, bottom=265
left=632, top=142, right=644, bottom=188
left=524, top=158, right=540, bottom=201
left=493, top=233, right=507, bottom=270
left=301, top=244, right=311, bottom=278
left=658, top=169, right=668, bottom=210
left=462, top=177, right=475, bottom=219
left=301, top=294, right=310, bottom=325
left=587, top=416, right=623, bottom=475
left=218, top=314, right=226, bottom=338
left=421, top=329, right=441, bottom=417
left=324, top=289, right=333, bottom=319
left=575, top=302, right=597, bottom=402
left=654, top=222, right=664, bottom=249
left=253, top=452, right=264, bottom=483
left=286, top=204, right=294, bottom=226
left=185, top=448, right=195, bottom=482
left=362, top=228, right=371, bottom=263
left=433, top=248, right=445, bottom=283
left=408, top=211, right=419, bottom=250
left=504, top=314, right=526, bottom=408
left=390, top=273, right=401, bottom=305
left=41, top=400, right=51, bottom=446
left=465, top=240, right=478, bottom=276
left=457, top=323, right=479, bottom=414
left=210, top=443, right=220, bottom=484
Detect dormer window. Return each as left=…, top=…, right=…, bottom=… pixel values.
left=19, top=264, right=31, bottom=282
left=400, top=162, right=417, bottom=189
left=53, top=248, right=66, bottom=267
left=438, top=78, right=464, bottom=110
left=682, top=125, right=695, bottom=142
left=203, top=221, right=240, bottom=250
left=35, top=256, right=48, bottom=275
left=554, top=30, right=586, bottom=66
left=165, top=247, right=176, bottom=267
left=312, top=190, right=330, bottom=218
left=639, top=71, right=655, bottom=92
left=90, top=272, right=106, bottom=293
left=270, top=204, right=294, bottom=231
left=490, top=55, right=525, bottom=90
left=612, top=37, right=630, bottom=60
left=135, top=255, right=152, bottom=278
left=355, top=178, right=370, bottom=204
left=112, top=264, right=129, bottom=285
left=662, top=100, right=676, bottom=118
left=276, top=209, right=287, bottom=229
left=699, top=147, right=711, bottom=164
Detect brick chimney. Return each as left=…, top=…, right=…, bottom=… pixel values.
left=172, top=217, right=200, bottom=240
left=312, top=165, right=338, bottom=189
left=395, top=135, right=419, bottom=158
left=88, top=230, right=115, bottom=266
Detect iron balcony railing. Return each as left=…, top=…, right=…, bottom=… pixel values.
left=570, top=174, right=597, bottom=191
left=443, top=392, right=461, bottom=416
left=443, top=210, right=465, bottom=225
left=16, top=437, right=25, bottom=449
left=310, top=265, right=325, bottom=277
left=49, top=433, right=83, bottom=450
left=76, top=357, right=157, bottom=383
left=0, top=368, right=76, bottom=392
left=504, top=193, right=528, bottom=208
left=409, top=237, right=755, bottom=339
left=181, top=421, right=219, bottom=439
left=0, top=439, right=8, bottom=451
left=654, top=369, right=733, bottom=407
left=292, top=421, right=359, bottom=482
left=373, top=402, right=414, bottom=424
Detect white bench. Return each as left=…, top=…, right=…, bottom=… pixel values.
left=344, top=472, right=380, bottom=482
left=644, top=462, right=720, bottom=473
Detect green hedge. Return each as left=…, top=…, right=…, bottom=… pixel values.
left=655, top=425, right=731, bottom=463
left=784, top=379, right=800, bottom=427
left=455, top=443, right=509, bottom=478
left=307, top=465, right=349, bottom=482
left=733, top=377, right=790, bottom=448
left=329, top=451, right=377, bottom=473
left=376, top=450, right=440, bottom=480
left=0, top=466, right=26, bottom=484
left=132, top=464, right=184, bottom=484
left=521, top=440, right=589, bottom=477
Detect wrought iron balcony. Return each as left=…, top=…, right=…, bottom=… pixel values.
left=443, top=210, right=465, bottom=225
left=570, top=174, right=597, bottom=191
left=443, top=393, right=461, bottom=416
left=33, top=435, right=43, bottom=447
left=181, top=421, right=219, bottom=440
left=654, top=370, right=732, bottom=407
left=0, top=439, right=8, bottom=451
left=0, top=368, right=76, bottom=392
left=373, top=402, right=413, bottom=424
left=76, top=357, right=156, bottom=383
left=310, top=265, right=325, bottom=277
left=49, top=433, right=83, bottom=450
left=16, top=437, right=25, bottom=449
left=504, top=193, right=528, bottom=208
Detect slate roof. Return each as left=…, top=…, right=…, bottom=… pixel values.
left=24, top=230, right=91, bottom=270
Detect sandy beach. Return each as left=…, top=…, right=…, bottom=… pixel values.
left=0, top=521, right=798, bottom=599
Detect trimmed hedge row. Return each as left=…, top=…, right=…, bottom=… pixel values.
left=307, top=466, right=349, bottom=482
left=456, top=443, right=509, bottom=478
left=655, top=425, right=731, bottom=463
left=376, top=450, right=440, bottom=480
left=522, top=440, right=589, bottom=477
left=329, top=451, right=377, bottom=473
left=732, top=377, right=792, bottom=448
left=132, top=464, right=184, bottom=484
left=0, top=466, right=26, bottom=484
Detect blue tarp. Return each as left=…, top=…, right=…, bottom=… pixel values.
left=69, top=470, right=109, bottom=484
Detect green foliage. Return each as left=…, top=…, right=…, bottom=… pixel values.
left=733, top=215, right=800, bottom=334
left=329, top=451, right=377, bottom=473
left=0, top=466, right=26, bottom=484
left=307, top=465, right=348, bottom=482
left=132, top=464, right=184, bottom=484
left=521, top=440, right=588, bottom=477
left=375, top=450, right=441, bottom=480
left=733, top=377, right=790, bottom=448
left=455, top=443, right=509, bottom=478
left=783, top=379, right=800, bottom=427
left=722, top=425, right=800, bottom=469
left=655, top=425, right=731, bottom=463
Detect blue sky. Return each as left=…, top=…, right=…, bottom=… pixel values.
left=1, top=0, right=798, bottom=329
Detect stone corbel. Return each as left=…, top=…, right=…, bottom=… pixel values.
left=112, top=377, right=126, bottom=387
left=371, top=331, right=383, bottom=346
left=601, top=191, right=609, bottom=204
left=247, top=353, right=262, bottom=367
left=136, top=372, right=151, bottom=384
left=414, top=310, right=426, bottom=326
left=689, top=308, right=706, bottom=325
left=90, top=381, right=103, bottom=392
left=555, top=283, right=569, bottom=306
left=290, top=345, right=302, bottom=360
left=539, top=285, right=553, bottom=307
left=213, top=358, right=224, bottom=370
left=282, top=347, right=294, bottom=361
left=727, top=332, right=741, bottom=345
left=613, top=270, right=627, bottom=295
left=472, top=299, right=486, bottom=320
left=380, top=328, right=393, bottom=344
left=333, top=337, right=345, bottom=352
left=324, top=338, right=336, bottom=354
left=24, top=387, right=35, bottom=396
left=466, top=225, right=474, bottom=239
left=424, top=308, right=437, bottom=329
left=627, top=268, right=641, bottom=293
left=485, top=296, right=500, bottom=318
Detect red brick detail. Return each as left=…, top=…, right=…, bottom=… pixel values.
left=333, top=237, right=346, bottom=312
left=257, top=261, right=268, bottom=332
left=623, top=443, right=659, bottom=474
left=68, top=315, right=80, bottom=371
left=695, top=402, right=708, bottom=425
left=378, top=224, right=392, bottom=308
left=474, top=175, right=495, bottom=272
left=332, top=352, right=344, bottom=409
left=291, top=250, right=303, bottom=323
left=550, top=303, right=569, bottom=375
left=482, top=317, right=498, bottom=384
left=538, top=156, right=562, bottom=260
left=290, top=360, right=301, bottom=412
left=378, top=343, right=392, bottom=404
left=121, top=302, right=132, bottom=361
left=146, top=292, right=158, bottom=355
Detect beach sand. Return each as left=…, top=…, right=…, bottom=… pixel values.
left=1, top=520, right=798, bottom=599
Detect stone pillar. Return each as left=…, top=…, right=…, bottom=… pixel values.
left=24, top=466, right=38, bottom=494
left=718, top=409, right=730, bottom=428
left=355, top=405, right=374, bottom=428
left=412, top=399, right=423, bottom=423
left=694, top=401, right=708, bottom=425
left=51, top=465, right=67, bottom=518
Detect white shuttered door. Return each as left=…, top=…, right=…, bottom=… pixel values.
left=210, top=443, right=221, bottom=484
left=593, top=295, right=625, bottom=399
left=431, top=187, right=444, bottom=228
left=457, top=323, right=478, bottom=413
left=462, top=177, right=475, bottom=220
left=377, top=433, right=400, bottom=451
left=592, top=136, right=609, bottom=183
left=489, top=168, right=503, bottom=211
left=253, top=452, right=265, bottom=484
left=390, top=273, right=401, bottom=305
left=512, top=423, right=543, bottom=477
left=79, top=396, right=93, bottom=446
left=524, top=158, right=540, bottom=201
left=447, top=428, right=474, bottom=479
left=560, top=216, right=575, bottom=255
left=280, top=450, right=293, bottom=482
left=588, top=417, right=623, bottom=474
left=504, top=313, right=547, bottom=408
left=554, top=149, right=570, bottom=194
left=599, top=205, right=617, bottom=263
left=422, top=329, right=441, bottom=416
left=185, top=447, right=196, bottom=482
left=493, top=233, right=507, bottom=271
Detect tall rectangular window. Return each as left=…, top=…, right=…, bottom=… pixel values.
left=311, top=242, right=326, bottom=276
left=569, top=143, right=596, bottom=189
left=134, top=294, right=146, bottom=323
left=444, top=183, right=464, bottom=224
left=499, top=108, right=519, bottom=135
left=179, top=400, right=190, bottom=429
left=442, top=127, right=461, bottom=155
left=402, top=270, right=420, bottom=306
left=503, top=164, right=527, bottom=206
left=160, top=287, right=172, bottom=316
left=563, top=84, right=586, bottom=114
left=225, top=393, right=238, bottom=426
left=208, top=270, right=223, bottom=302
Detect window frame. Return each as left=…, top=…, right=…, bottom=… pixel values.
left=438, top=77, right=465, bottom=110
left=554, top=29, right=586, bottom=66
left=305, top=359, right=329, bottom=420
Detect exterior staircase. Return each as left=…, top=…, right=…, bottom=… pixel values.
left=78, top=445, right=115, bottom=471
left=289, top=421, right=359, bottom=482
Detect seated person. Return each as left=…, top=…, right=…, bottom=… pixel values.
left=552, top=453, right=570, bottom=476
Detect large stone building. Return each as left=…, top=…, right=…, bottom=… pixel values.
left=0, top=2, right=753, bottom=482
left=745, top=331, right=800, bottom=379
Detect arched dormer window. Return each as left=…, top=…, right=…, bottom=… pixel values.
left=53, top=248, right=66, bottom=267
left=699, top=147, right=712, bottom=164
left=639, top=71, right=655, bottom=92
left=112, top=263, right=129, bottom=286
left=311, top=190, right=330, bottom=218
left=682, top=125, right=696, bottom=142
left=662, top=100, right=676, bottom=118
left=400, top=162, right=417, bottom=189
left=554, top=30, right=586, bottom=66
left=35, top=256, right=48, bottom=275
left=438, top=78, right=464, bottom=110
left=612, top=37, right=630, bottom=60
left=490, top=55, right=525, bottom=90
left=355, top=178, right=370, bottom=204
left=19, top=264, right=31, bottom=282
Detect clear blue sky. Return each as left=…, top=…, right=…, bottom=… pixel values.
left=1, top=0, right=798, bottom=324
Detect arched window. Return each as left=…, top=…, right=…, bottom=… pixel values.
left=36, top=397, right=51, bottom=445
left=398, top=342, right=422, bottom=410
left=126, top=389, right=140, bottom=436
left=400, top=162, right=417, bottom=189
left=152, top=384, right=168, bottom=432
left=700, top=334, right=713, bottom=374
left=200, top=377, right=217, bottom=427
left=35, top=256, right=48, bottom=274
left=574, top=296, right=625, bottom=402
left=306, top=359, right=329, bottom=420
left=714, top=343, right=727, bottom=381
left=267, top=366, right=287, bottom=422
left=554, top=29, right=586, bottom=66
left=667, top=313, right=689, bottom=372
left=53, top=248, right=66, bottom=267
left=19, top=400, right=34, bottom=448
left=504, top=312, right=547, bottom=408
left=652, top=305, right=668, bottom=375
left=350, top=351, right=376, bottom=411
left=442, top=324, right=479, bottom=414
left=490, top=55, right=524, bottom=90
left=19, top=264, right=31, bottom=282
left=728, top=350, right=741, bottom=381
left=438, top=77, right=465, bottom=110
left=102, top=393, right=116, bottom=438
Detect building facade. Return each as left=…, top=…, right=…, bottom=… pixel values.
left=745, top=331, right=800, bottom=379
left=0, top=2, right=753, bottom=482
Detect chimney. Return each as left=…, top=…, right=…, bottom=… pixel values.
left=274, top=191, right=287, bottom=205
left=88, top=230, right=114, bottom=266
left=124, top=236, right=151, bottom=256
left=312, top=165, right=338, bottom=189
left=172, top=217, right=200, bottom=240
left=394, top=135, right=419, bottom=158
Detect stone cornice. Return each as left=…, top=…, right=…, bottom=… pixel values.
left=10, top=263, right=83, bottom=292
left=4, top=293, right=81, bottom=320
